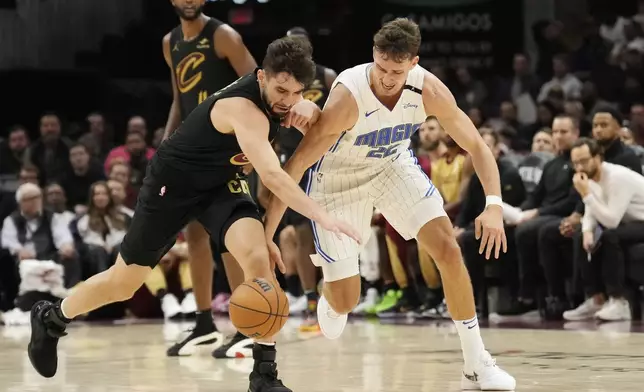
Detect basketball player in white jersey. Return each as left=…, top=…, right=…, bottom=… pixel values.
left=264, top=19, right=515, bottom=390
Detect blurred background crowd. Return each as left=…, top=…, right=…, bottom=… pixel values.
left=1, top=0, right=644, bottom=329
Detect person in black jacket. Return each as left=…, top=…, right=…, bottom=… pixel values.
left=499, top=114, right=580, bottom=316
left=455, top=129, right=526, bottom=310
left=537, top=107, right=643, bottom=319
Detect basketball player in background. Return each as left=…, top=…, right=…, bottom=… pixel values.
left=277, top=27, right=337, bottom=331
left=264, top=19, right=515, bottom=390
left=162, top=0, right=257, bottom=358
left=27, top=37, right=360, bottom=392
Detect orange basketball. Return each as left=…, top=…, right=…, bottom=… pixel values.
left=229, top=278, right=289, bottom=339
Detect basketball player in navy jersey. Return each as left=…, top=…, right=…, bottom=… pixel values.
left=162, top=0, right=258, bottom=358
left=278, top=27, right=337, bottom=331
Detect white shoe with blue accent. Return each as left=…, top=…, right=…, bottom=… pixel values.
left=317, top=295, right=348, bottom=339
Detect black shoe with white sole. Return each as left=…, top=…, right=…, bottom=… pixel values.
left=166, top=327, right=224, bottom=357
left=212, top=331, right=254, bottom=359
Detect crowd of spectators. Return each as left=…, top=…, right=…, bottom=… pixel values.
left=1, top=6, right=644, bottom=326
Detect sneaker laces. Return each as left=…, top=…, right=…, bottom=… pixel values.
left=480, top=351, right=497, bottom=368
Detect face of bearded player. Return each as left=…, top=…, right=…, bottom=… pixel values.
left=172, top=0, right=205, bottom=21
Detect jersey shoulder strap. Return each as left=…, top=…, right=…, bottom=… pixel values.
left=169, top=25, right=182, bottom=48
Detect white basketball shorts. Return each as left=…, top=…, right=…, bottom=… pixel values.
left=305, top=150, right=446, bottom=281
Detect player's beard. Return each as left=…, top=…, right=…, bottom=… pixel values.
left=261, top=90, right=288, bottom=120
left=175, top=5, right=203, bottom=21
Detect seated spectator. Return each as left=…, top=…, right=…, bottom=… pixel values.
left=61, top=143, right=106, bottom=214
left=75, top=182, right=130, bottom=276
left=1, top=183, right=80, bottom=292
left=44, top=183, right=75, bottom=226
left=104, top=128, right=155, bottom=176
left=538, top=54, right=583, bottom=102
left=538, top=108, right=642, bottom=318
left=455, top=129, right=526, bottom=307
left=516, top=129, right=555, bottom=194
left=592, top=107, right=642, bottom=174
left=24, top=112, right=72, bottom=186
left=501, top=115, right=579, bottom=316
left=564, top=138, right=644, bottom=322
left=0, top=164, right=40, bottom=225
left=620, top=127, right=644, bottom=170
left=107, top=161, right=137, bottom=208
left=0, top=125, right=29, bottom=180
left=107, top=179, right=134, bottom=217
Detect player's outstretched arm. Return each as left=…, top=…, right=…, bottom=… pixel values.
left=219, top=98, right=361, bottom=244
left=263, top=83, right=358, bottom=239
left=162, top=33, right=182, bottom=141
left=423, top=72, right=506, bottom=259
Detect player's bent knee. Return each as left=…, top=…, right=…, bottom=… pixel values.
left=279, top=225, right=297, bottom=247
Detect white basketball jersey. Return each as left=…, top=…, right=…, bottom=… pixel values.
left=315, top=63, right=427, bottom=174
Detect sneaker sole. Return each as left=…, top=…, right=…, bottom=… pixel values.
left=168, top=331, right=224, bottom=357
left=212, top=337, right=254, bottom=359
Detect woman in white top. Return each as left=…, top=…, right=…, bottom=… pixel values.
left=76, top=181, right=129, bottom=275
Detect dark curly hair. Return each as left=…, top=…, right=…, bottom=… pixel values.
left=262, top=36, right=316, bottom=86
left=374, top=18, right=421, bottom=62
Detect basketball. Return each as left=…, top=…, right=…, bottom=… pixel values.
left=229, top=278, right=289, bottom=339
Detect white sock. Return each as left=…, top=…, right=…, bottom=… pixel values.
left=453, top=315, right=485, bottom=372
left=60, top=298, right=71, bottom=319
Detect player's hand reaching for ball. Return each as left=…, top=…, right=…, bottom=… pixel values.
left=475, top=204, right=507, bottom=260
left=317, top=213, right=362, bottom=245
left=266, top=240, right=285, bottom=275
left=281, top=99, right=320, bottom=132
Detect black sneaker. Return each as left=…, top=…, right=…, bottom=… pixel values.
left=248, top=344, right=292, bottom=392
left=212, top=331, right=254, bottom=359
left=166, top=328, right=224, bottom=357
left=27, top=301, right=68, bottom=378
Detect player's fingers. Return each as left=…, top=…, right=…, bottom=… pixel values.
left=494, top=232, right=502, bottom=259
left=478, top=227, right=488, bottom=254
left=276, top=256, right=286, bottom=274
left=484, top=230, right=496, bottom=260
left=474, top=218, right=482, bottom=240
left=502, top=230, right=508, bottom=253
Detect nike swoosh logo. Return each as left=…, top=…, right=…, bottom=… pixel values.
left=365, top=109, right=379, bottom=117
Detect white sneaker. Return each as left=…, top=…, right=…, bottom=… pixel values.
left=180, top=292, right=198, bottom=315
left=461, top=350, right=516, bottom=391
left=289, top=295, right=308, bottom=315
left=162, top=294, right=183, bottom=319
left=352, top=288, right=379, bottom=315
left=563, top=297, right=603, bottom=321
left=595, top=297, right=631, bottom=321
left=317, top=294, right=347, bottom=339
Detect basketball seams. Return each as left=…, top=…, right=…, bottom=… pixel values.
left=265, top=280, right=280, bottom=336
left=229, top=279, right=289, bottom=338
left=242, top=282, right=273, bottom=312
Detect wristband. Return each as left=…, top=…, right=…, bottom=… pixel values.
left=485, top=195, right=503, bottom=208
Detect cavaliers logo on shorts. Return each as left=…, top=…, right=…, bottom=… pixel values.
left=230, top=153, right=249, bottom=165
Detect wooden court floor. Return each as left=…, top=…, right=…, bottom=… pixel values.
left=2, top=317, right=644, bottom=391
